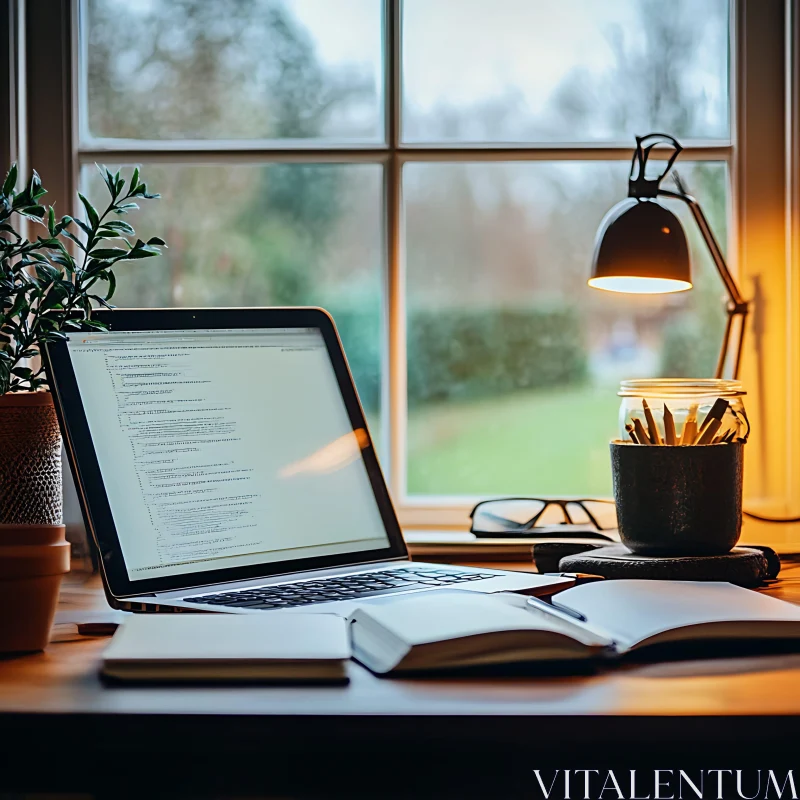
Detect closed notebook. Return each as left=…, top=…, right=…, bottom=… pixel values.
left=101, top=613, right=350, bottom=683
left=349, top=580, right=800, bottom=674
left=403, top=530, right=614, bottom=562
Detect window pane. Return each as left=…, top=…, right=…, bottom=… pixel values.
left=79, top=163, right=384, bottom=435
left=82, top=0, right=383, bottom=142
left=402, top=0, right=729, bottom=143
left=405, top=161, right=728, bottom=497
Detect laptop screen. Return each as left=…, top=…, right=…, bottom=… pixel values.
left=67, top=327, right=390, bottom=581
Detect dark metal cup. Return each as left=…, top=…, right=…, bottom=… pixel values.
left=610, top=441, right=744, bottom=556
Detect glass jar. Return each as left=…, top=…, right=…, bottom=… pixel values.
left=618, top=379, right=748, bottom=446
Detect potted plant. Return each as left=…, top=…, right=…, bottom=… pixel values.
left=0, top=163, right=164, bottom=651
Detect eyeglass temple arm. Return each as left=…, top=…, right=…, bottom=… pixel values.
left=522, top=504, right=550, bottom=530
left=576, top=502, right=604, bottom=531
left=658, top=183, right=749, bottom=380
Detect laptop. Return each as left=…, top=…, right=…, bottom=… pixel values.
left=43, top=308, right=570, bottom=615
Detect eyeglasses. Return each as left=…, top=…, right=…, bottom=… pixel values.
left=469, top=498, right=617, bottom=539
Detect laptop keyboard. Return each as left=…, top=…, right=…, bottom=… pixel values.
left=182, top=566, right=497, bottom=610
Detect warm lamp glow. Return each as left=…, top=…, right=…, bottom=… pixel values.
left=587, top=276, right=693, bottom=294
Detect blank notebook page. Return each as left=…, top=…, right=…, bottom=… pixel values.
left=356, top=591, right=605, bottom=646
left=555, top=580, right=800, bottom=648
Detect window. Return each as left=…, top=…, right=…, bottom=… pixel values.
left=25, top=0, right=793, bottom=526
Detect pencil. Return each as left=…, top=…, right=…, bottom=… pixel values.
left=696, top=417, right=723, bottom=445
left=625, top=423, right=639, bottom=444
left=680, top=403, right=699, bottom=445
left=633, top=417, right=652, bottom=445
left=642, top=399, right=662, bottom=445
left=663, top=404, right=676, bottom=445
left=696, top=398, right=730, bottom=443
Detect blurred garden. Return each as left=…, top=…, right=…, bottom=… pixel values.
left=81, top=0, right=729, bottom=498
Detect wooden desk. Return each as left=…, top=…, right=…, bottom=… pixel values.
left=2, top=559, right=800, bottom=797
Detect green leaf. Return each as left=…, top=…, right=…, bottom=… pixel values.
left=2, top=164, right=17, bottom=196
left=94, top=230, right=127, bottom=240
left=105, top=269, right=116, bottom=301
left=53, top=216, right=73, bottom=236
left=78, top=193, right=99, bottom=228
left=39, top=283, right=69, bottom=312
left=89, top=294, right=114, bottom=310
left=123, top=245, right=159, bottom=260
left=8, top=292, right=29, bottom=319
left=37, top=330, right=67, bottom=342
left=103, top=220, right=135, bottom=234
left=19, top=205, right=46, bottom=219
left=89, top=247, right=129, bottom=260
left=99, top=165, right=117, bottom=198
left=0, top=223, right=21, bottom=239
left=35, top=263, right=61, bottom=283
left=113, top=202, right=139, bottom=214
left=61, top=229, right=86, bottom=251
left=47, top=206, right=56, bottom=236
left=13, top=258, right=39, bottom=281
left=81, top=318, right=108, bottom=329
left=74, top=218, right=93, bottom=237
left=130, top=167, right=139, bottom=191
left=26, top=171, right=46, bottom=202
left=35, top=316, right=56, bottom=331
left=146, top=236, right=167, bottom=246
left=50, top=252, right=76, bottom=273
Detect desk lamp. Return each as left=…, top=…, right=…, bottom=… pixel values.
left=589, top=132, right=748, bottom=379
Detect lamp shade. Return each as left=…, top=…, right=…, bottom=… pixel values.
left=589, top=198, right=692, bottom=294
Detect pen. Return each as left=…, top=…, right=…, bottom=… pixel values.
left=526, top=594, right=587, bottom=623
left=542, top=572, right=605, bottom=585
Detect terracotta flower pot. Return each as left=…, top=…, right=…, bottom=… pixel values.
left=0, top=392, right=63, bottom=525
left=0, top=392, right=68, bottom=651
left=0, top=524, right=70, bottom=651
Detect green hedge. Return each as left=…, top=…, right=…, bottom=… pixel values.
left=329, top=304, right=587, bottom=412
left=327, top=304, right=383, bottom=411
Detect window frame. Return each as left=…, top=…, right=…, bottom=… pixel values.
left=1, top=0, right=24, bottom=184
left=20, top=0, right=796, bottom=534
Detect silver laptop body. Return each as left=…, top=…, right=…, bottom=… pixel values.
left=44, top=308, right=564, bottom=616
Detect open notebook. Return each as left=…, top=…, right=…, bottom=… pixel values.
left=349, top=580, right=800, bottom=674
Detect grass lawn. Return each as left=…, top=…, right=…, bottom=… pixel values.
left=407, top=385, right=621, bottom=498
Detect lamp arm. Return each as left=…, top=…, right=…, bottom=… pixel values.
left=658, top=188, right=745, bottom=307
left=658, top=188, right=750, bottom=379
